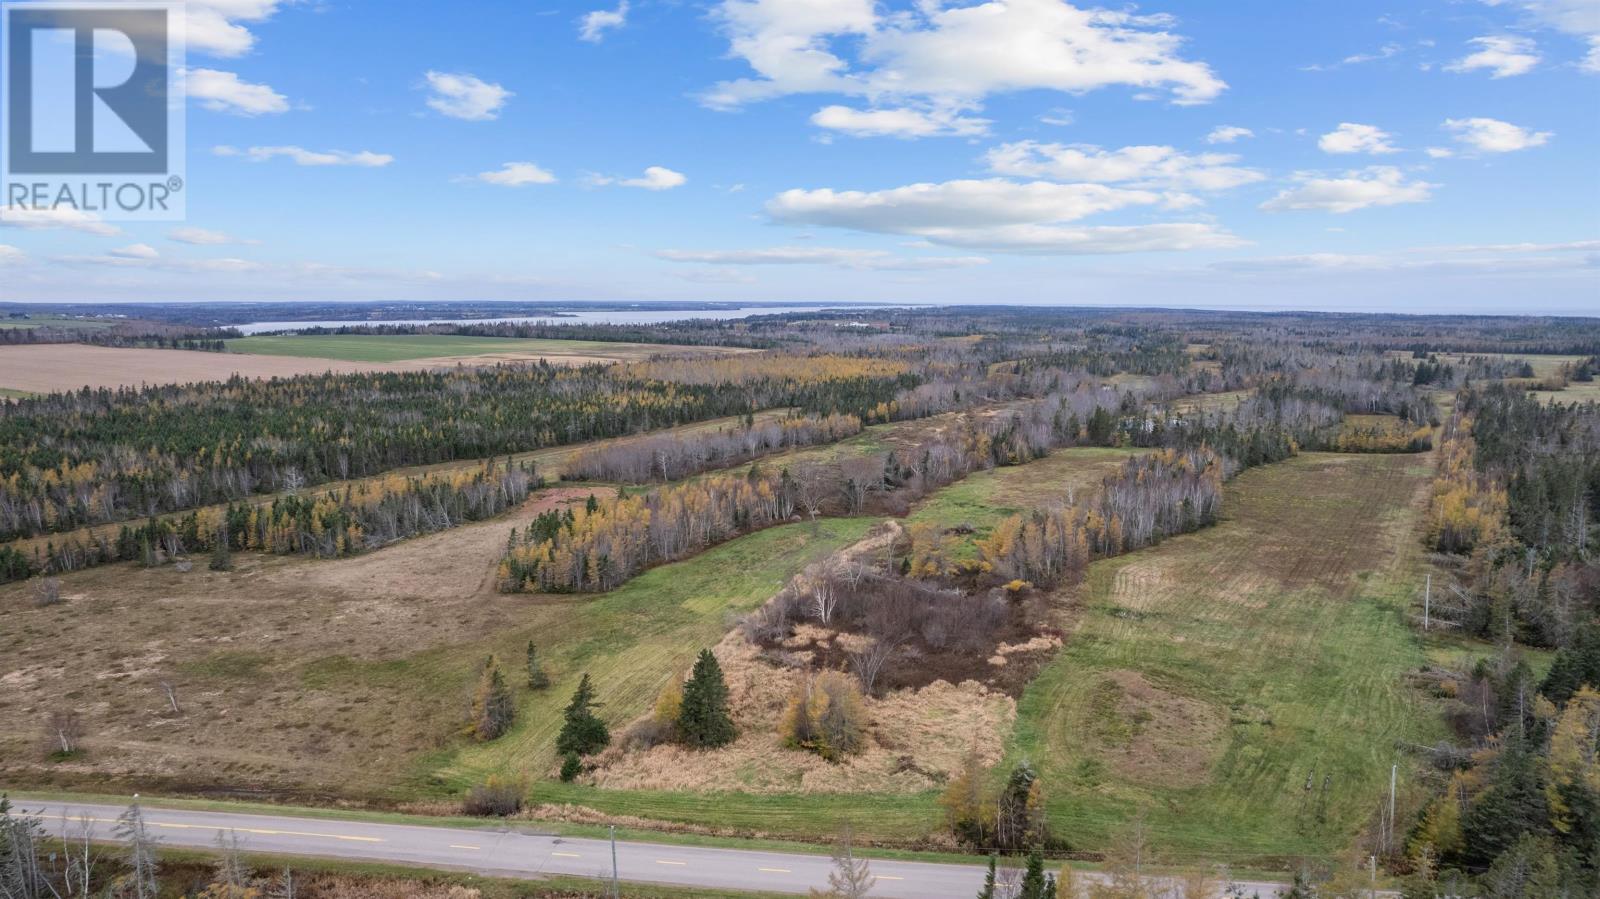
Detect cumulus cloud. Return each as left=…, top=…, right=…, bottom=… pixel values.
left=476, top=162, right=558, bottom=186
left=811, top=105, right=990, bottom=138
left=702, top=0, right=1225, bottom=136
left=580, top=1, right=629, bottom=42
left=109, top=244, right=160, bottom=260
left=0, top=207, right=120, bottom=235
left=588, top=166, right=686, bottom=190
left=764, top=178, right=1244, bottom=254
left=184, top=68, right=288, bottom=115
left=655, top=246, right=988, bottom=270
left=423, top=71, right=512, bottom=121
left=1318, top=123, right=1400, bottom=155
left=1443, top=117, right=1553, bottom=152
left=1479, top=1, right=1599, bottom=71
left=184, top=0, right=288, bottom=58
left=1260, top=167, right=1434, bottom=214
left=168, top=227, right=253, bottom=245
left=1446, top=35, right=1541, bottom=77
left=1205, top=125, right=1253, bottom=144
left=983, top=142, right=1265, bottom=191
left=214, top=145, right=394, bottom=166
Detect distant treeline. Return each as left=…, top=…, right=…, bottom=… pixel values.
left=0, top=462, right=535, bottom=581
left=0, top=356, right=916, bottom=543
left=276, top=321, right=786, bottom=349
left=0, top=321, right=240, bottom=352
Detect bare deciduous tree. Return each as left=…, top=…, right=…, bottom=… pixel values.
left=47, top=709, right=83, bottom=756
left=848, top=638, right=897, bottom=697
left=31, top=577, right=61, bottom=608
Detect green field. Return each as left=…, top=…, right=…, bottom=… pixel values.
left=1008, top=452, right=1443, bottom=863
left=435, top=518, right=878, bottom=786
left=0, top=314, right=117, bottom=330
left=484, top=451, right=1446, bottom=864
left=226, top=334, right=672, bottom=363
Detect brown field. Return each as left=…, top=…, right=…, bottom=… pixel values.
left=0, top=485, right=610, bottom=798
left=0, top=341, right=741, bottom=394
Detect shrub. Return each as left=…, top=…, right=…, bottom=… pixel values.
left=31, top=577, right=62, bottom=608
left=462, top=776, right=524, bottom=816
left=559, top=752, right=583, bottom=783
left=780, top=671, right=867, bottom=762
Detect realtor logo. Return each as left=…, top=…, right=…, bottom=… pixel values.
left=1, top=1, right=185, bottom=220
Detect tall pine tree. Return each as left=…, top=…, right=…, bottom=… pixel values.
left=471, top=655, right=515, bottom=741
left=678, top=648, right=736, bottom=749
left=556, top=673, right=609, bottom=756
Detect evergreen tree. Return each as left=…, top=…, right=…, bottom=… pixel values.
left=556, top=673, right=609, bottom=756
left=976, top=856, right=997, bottom=899
left=678, top=648, right=736, bottom=748
left=559, top=752, right=583, bottom=783
left=1460, top=739, right=1551, bottom=869
left=1019, top=849, right=1053, bottom=899
left=208, top=529, right=233, bottom=571
left=471, top=655, right=515, bottom=741
left=525, top=641, right=550, bottom=690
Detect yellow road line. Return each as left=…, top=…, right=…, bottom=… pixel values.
left=758, top=867, right=792, bottom=874
left=655, top=859, right=687, bottom=866
left=552, top=852, right=582, bottom=859
left=449, top=844, right=481, bottom=851
left=878, top=875, right=905, bottom=881
left=72, top=816, right=381, bottom=844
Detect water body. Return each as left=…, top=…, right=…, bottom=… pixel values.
left=235, top=305, right=884, bottom=335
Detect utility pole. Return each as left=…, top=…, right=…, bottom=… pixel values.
left=610, top=825, right=620, bottom=899
left=1387, top=764, right=1398, bottom=853
left=1423, top=572, right=1431, bottom=631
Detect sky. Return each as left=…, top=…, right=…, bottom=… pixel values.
left=1, top=0, right=1597, bottom=313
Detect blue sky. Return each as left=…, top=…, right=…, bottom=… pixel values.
left=1, top=0, right=1597, bottom=312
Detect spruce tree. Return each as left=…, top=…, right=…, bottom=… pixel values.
left=209, top=529, right=233, bottom=571
left=556, top=673, right=609, bottom=756
left=1019, top=849, right=1052, bottom=899
left=526, top=641, right=550, bottom=690
left=975, top=856, right=997, bottom=899
left=471, top=655, right=515, bottom=741
left=678, top=648, right=736, bottom=748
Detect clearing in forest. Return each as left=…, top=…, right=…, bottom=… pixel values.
left=1008, top=451, right=1445, bottom=863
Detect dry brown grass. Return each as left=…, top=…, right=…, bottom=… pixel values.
left=0, top=487, right=606, bottom=797
left=585, top=631, right=1015, bottom=795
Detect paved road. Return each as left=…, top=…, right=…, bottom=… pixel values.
left=15, top=799, right=1296, bottom=898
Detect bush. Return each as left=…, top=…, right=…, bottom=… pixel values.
left=559, top=752, right=583, bottom=783
left=462, top=776, right=524, bottom=816
left=780, top=670, right=867, bottom=762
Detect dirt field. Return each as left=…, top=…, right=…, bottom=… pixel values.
left=0, top=486, right=610, bottom=798
left=0, top=340, right=742, bottom=394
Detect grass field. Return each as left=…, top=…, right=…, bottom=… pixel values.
left=226, top=334, right=722, bottom=364
left=903, top=447, right=1144, bottom=561
left=1007, top=452, right=1444, bottom=863
left=0, top=315, right=117, bottom=330
left=437, top=518, right=877, bottom=787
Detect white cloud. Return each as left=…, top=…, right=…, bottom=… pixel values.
left=1038, top=108, right=1075, bottom=126
left=183, top=0, right=287, bottom=58
left=1261, top=166, right=1435, bottom=214
left=1425, top=146, right=1456, bottom=159
left=1205, top=125, right=1253, bottom=144
left=1215, top=239, right=1600, bottom=275
left=1446, top=35, right=1541, bottom=77
left=580, top=1, right=629, bottom=42
left=476, top=162, right=558, bottom=186
left=168, top=227, right=253, bottom=245
left=184, top=67, right=289, bottom=115
left=703, top=0, right=1225, bottom=132
left=655, top=246, right=988, bottom=270
left=589, top=166, right=687, bottom=190
left=764, top=178, right=1244, bottom=254
left=1318, top=123, right=1400, bottom=155
left=811, top=105, right=989, bottom=138
left=1443, top=117, right=1553, bottom=152
left=109, top=244, right=160, bottom=260
left=0, top=207, right=121, bottom=236
left=0, top=245, right=25, bottom=264
left=423, top=71, right=512, bottom=121
left=215, top=145, right=394, bottom=167
left=1480, top=1, right=1600, bottom=71
left=983, top=141, right=1265, bottom=191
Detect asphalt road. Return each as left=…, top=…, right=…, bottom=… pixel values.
left=15, top=799, right=1299, bottom=898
